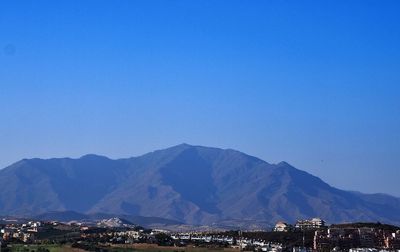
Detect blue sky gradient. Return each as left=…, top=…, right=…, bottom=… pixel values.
left=1, top=1, right=400, bottom=195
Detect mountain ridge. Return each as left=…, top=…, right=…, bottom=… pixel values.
left=0, top=144, right=399, bottom=227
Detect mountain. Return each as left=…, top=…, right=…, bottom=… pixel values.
left=34, top=211, right=89, bottom=222
left=0, top=144, right=399, bottom=227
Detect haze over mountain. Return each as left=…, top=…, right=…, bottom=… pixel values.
left=0, top=144, right=399, bottom=227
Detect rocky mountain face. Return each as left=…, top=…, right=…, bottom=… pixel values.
left=0, top=144, right=399, bottom=227
left=96, top=217, right=134, bottom=228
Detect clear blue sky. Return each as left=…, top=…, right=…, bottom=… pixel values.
left=1, top=1, right=399, bottom=196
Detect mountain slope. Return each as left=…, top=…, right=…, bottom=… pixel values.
left=0, top=154, right=127, bottom=214
left=0, top=144, right=399, bottom=226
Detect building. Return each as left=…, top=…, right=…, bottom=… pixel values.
left=314, top=228, right=360, bottom=250
left=295, top=218, right=326, bottom=230
left=358, top=228, right=378, bottom=248
left=313, top=226, right=399, bottom=251
left=274, top=221, right=291, bottom=232
left=314, top=230, right=331, bottom=251
left=384, top=231, right=400, bottom=250
left=22, top=233, right=34, bottom=243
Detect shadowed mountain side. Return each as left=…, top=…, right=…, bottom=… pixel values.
left=0, top=144, right=399, bottom=227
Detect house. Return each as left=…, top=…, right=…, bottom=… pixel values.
left=274, top=221, right=291, bottom=232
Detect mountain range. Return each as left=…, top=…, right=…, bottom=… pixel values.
left=0, top=144, right=399, bottom=228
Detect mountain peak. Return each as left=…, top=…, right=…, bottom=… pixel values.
left=80, top=154, right=110, bottom=160
left=178, top=142, right=192, bottom=147
left=277, top=161, right=296, bottom=168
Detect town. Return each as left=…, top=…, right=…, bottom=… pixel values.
left=1, top=217, right=399, bottom=252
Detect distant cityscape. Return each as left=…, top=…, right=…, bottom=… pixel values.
left=1, top=216, right=399, bottom=252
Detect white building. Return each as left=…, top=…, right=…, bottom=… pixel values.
left=274, top=221, right=290, bottom=232
left=295, top=218, right=325, bottom=230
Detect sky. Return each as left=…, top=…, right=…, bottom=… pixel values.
left=0, top=0, right=399, bottom=196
